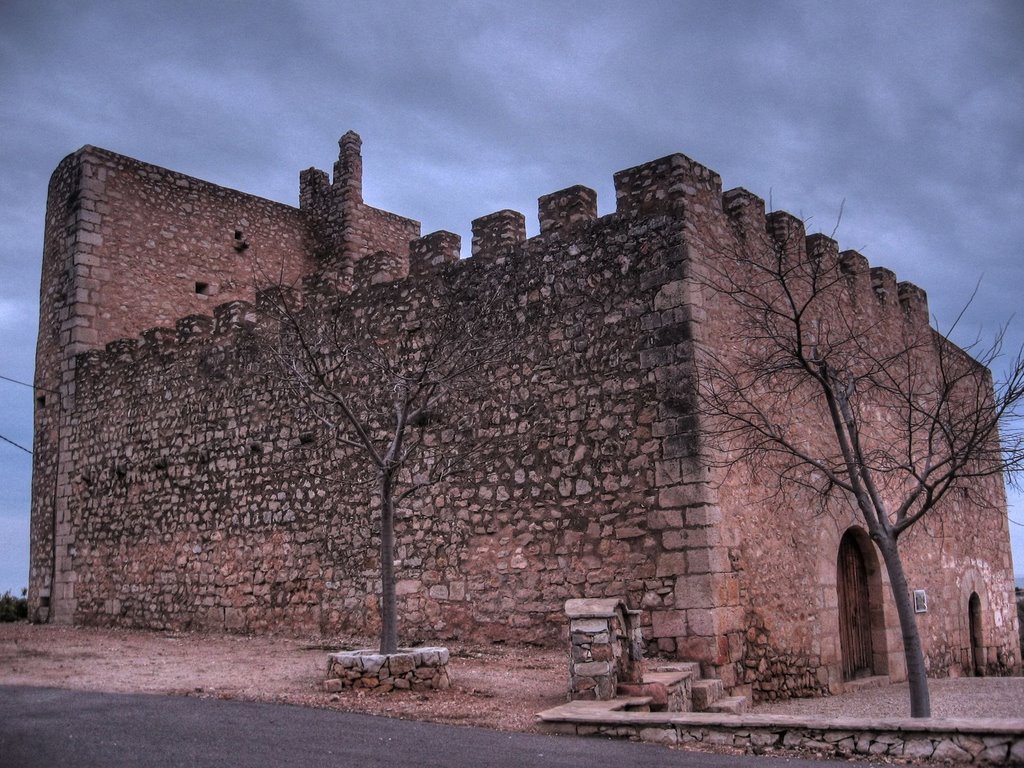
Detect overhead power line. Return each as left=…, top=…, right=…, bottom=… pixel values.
left=0, top=373, right=58, bottom=395
left=0, top=433, right=32, bottom=455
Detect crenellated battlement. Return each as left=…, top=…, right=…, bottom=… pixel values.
left=538, top=185, right=598, bottom=237
left=722, top=187, right=767, bottom=238
left=765, top=210, right=807, bottom=261
left=806, top=233, right=839, bottom=263
left=353, top=249, right=409, bottom=286
left=63, top=135, right=942, bottom=384
left=300, top=131, right=420, bottom=265
left=897, top=281, right=929, bottom=324
left=299, top=167, right=331, bottom=215
left=213, top=300, right=258, bottom=333
left=471, top=209, right=527, bottom=263
left=71, top=227, right=472, bottom=373
left=141, top=327, right=177, bottom=352
left=717, top=187, right=930, bottom=328
left=177, top=315, right=215, bottom=344
left=409, top=230, right=461, bottom=277
left=614, top=152, right=723, bottom=220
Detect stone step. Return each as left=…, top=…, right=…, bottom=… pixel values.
left=558, top=696, right=653, bottom=715
left=643, top=669, right=695, bottom=686
left=704, top=695, right=749, bottom=715
left=612, top=695, right=653, bottom=711
left=641, top=669, right=694, bottom=712
left=618, top=681, right=669, bottom=709
left=647, top=661, right=701, bottom=678
left=690, top=678, right=724, bottom=711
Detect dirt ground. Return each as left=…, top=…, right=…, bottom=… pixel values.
left=4, top=622, right=1022, bottom=737
left=0, top=623, right=566, bottom=733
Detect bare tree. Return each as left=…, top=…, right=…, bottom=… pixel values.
left=696, top=218, right=1024, bottom=717
left=256, top=267, right=519, bottom=654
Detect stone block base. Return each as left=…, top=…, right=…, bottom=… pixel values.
left=326, top=647, right=451, bottom=692
left=536, top=702, right=1024, bottom=765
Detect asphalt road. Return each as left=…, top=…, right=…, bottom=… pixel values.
left=1, top=686, right=879, bottom=767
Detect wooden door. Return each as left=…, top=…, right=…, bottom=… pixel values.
left=837, top=532, right=873, bottom=680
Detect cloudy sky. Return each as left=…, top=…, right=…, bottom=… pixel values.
left=1, top=0, right=1022, bottom=594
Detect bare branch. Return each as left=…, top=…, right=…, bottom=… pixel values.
left=694, top=210, right=1022, bottom=718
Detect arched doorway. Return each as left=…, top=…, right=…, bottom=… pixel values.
left=968, top=592, right=984, bottom=676
left=837, top=529, right=878, bottom=680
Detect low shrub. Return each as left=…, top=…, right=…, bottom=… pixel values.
left=0, top=589, right=28, bottom=622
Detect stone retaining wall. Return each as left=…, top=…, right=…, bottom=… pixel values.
left=325, top=647, right=450, bottom=692
left=538, top=708, right=1024, bottom=765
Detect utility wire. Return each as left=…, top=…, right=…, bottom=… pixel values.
left=1, top=373, right=42, bottom=454
left=1, top=372, right=43, bottom=454
left=0, top=373, right=58, bottom=396
left=0, top=433, right=31, bottom=455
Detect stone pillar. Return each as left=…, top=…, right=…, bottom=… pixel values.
left=335, top=131, right=363, bottom=205
left=565, top=597, right=644, bottom=701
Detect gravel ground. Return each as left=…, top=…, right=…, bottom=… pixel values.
left=3, top=622, right=1021, bottom=732
left=753, top=676, right=1024, bottom=720
left=0, top=623, right=567, bottom=733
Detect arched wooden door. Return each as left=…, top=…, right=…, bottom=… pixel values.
left=968, top=592, right=984, bottom=676
left=837, top=531, right=874, bottom=680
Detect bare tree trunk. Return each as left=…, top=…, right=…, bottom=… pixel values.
left=874, top=533, right=931, bottom=717
left=694, top=216, right=1024, bottom=718
left=379, top=471, right=399, bottom=655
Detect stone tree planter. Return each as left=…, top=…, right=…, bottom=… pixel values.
left=325, top=647, right=451, bottom=693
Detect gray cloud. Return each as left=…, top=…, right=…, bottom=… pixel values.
left=1, top=0, right=1022, bottom=591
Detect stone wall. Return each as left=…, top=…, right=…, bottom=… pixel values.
left=682, top=181, right=1019, bottom=695
left=28, top=151, right=81, bottom=618
left=30, top=146, right=312, bottom=621
left=42, top=182, right=695, bottom=642
left=60, top=146, right=312, bottom=348
left=31, top=135, right=417, bottom=624
left=30, top=135, right=1020, bottom=700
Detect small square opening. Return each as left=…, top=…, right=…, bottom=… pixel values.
left=195, top=281, right=211, bottom=296
left=36, top=394, right=46, bottom=407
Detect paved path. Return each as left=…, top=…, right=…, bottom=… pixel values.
left=1, top=686, right=881, bottom=767
left=753, top=676, right=1024, bottom=719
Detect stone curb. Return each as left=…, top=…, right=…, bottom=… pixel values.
left=536, top=701, right=1024, bottom=764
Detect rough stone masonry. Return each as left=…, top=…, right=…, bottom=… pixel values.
left=29, top=132, right=1019, bottom=702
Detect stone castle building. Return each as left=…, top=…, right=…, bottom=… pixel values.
left=30, top=133, right=1019, bottom=700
